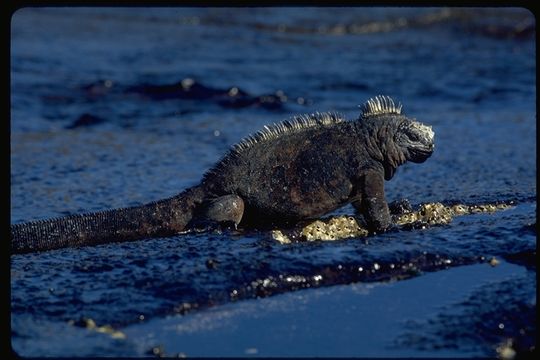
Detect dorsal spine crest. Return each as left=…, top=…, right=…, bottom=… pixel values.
left=360, top=95, right=402, bottom=118
left=203, top=112, right=344, bottom=180
left=231, top=112, right=343, bottom=155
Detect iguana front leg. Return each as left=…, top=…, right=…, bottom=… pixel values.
left=352, top=171, right=391, bottom=233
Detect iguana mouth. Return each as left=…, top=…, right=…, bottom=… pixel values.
left=410, top=145, right=434, bottom=163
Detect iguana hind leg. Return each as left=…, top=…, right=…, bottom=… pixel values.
left=189, top=194, right=245, bottom=230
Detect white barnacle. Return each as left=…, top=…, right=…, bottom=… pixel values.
left=181, top=77, right=195, bottom=89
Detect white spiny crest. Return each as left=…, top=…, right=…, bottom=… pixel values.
left=230, top=111, right=343, bottom=155
left=360, top=95, right=402, bottom=118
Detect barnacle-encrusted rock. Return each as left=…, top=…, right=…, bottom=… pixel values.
left=301, top=216, right=369, bottom=241
left=468, top=203, right=512, bottom=213
left=272, top=201, right=513, bottom=243
left=395, top=202, right=454, bottom=226
left=68, top=317, right=126, bottom=340
left=496, top=338, right=517, bottom=360
left=395, top=202, right=512, bottom=227
left=272, top=230, right=292, bottom=244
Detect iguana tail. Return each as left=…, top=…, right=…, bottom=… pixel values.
left=11, top=185, right=206, bottom=254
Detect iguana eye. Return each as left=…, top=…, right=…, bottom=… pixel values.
left=407, top=132, right=421, bottom=142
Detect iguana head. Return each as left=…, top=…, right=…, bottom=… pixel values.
left=359, top=95, right=435, bottom=180
left=395, top=118, right=435, bottom=163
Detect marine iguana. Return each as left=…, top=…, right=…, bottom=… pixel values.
left=11, top=95, right=435, bottom=254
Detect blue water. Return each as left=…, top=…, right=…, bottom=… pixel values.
left=10, top=7, right=536, bottom=357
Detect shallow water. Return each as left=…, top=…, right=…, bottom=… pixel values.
left=10, top=7, right=536, bottom=357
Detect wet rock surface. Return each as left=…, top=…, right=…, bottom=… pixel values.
left=395, top=269, right=536, bottom=359
left=272, top=201, right=514, bottom=243
left=11, top=201, right=534, bottom=331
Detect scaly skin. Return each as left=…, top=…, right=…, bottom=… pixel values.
left=11, top=187, right=206, bottom=254
left=11, top=95, right=435, bottom=254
